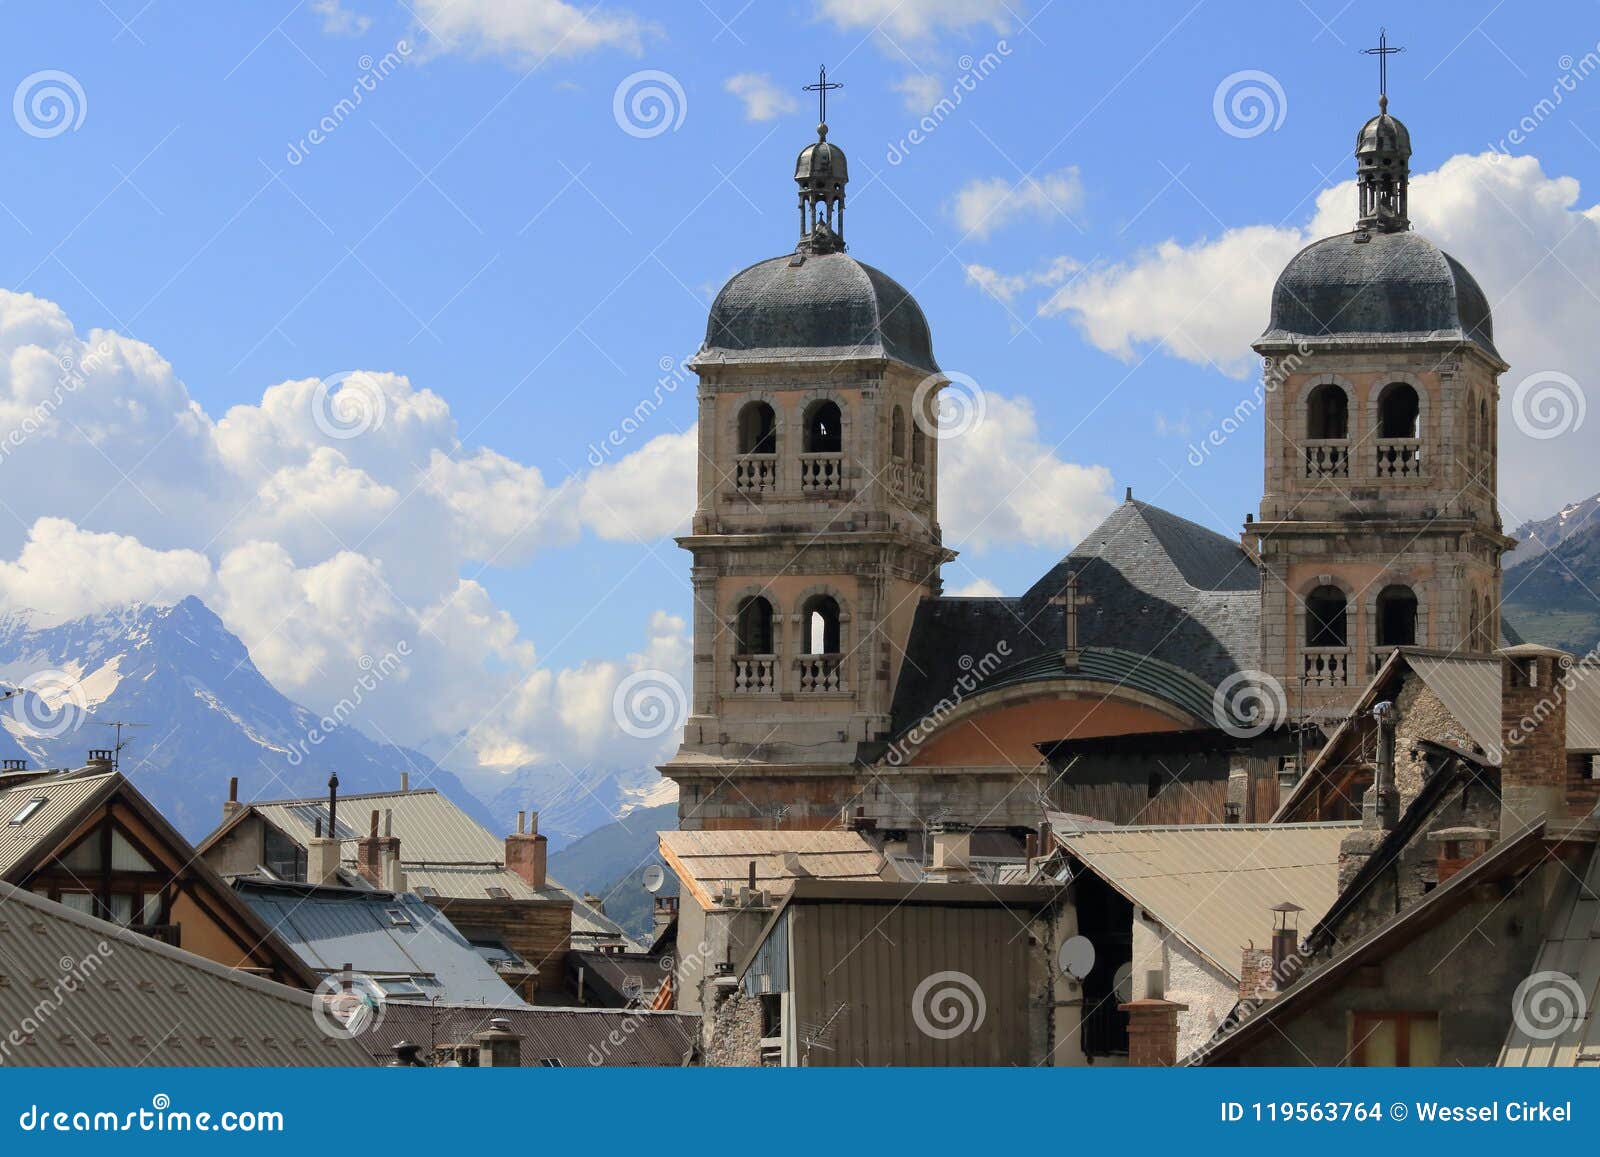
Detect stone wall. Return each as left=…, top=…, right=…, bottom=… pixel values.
left=704, top=988, right=765, bottom=1067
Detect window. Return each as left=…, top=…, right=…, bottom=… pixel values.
left=804, top=400, right=842, bottom=453
left=1377, top=382, right=1420, bottom=438
left=1479, top=399, right=1490, bottom=451
left=735, top=596, right=774, bottom=655
left=801, top=595, right=841, bottom=654
left=1306, top=384, right=1348, bottom=439
left=891, top=407, right=906, bottom=459
left=385, top=907, right=413, bottom=926
left=1375, top=585, right=1418, bottom=647
left=9, top=796, right=47, bottom=826
left=59, top=892, right=95, bottom=916
left=485, top=886, right=511, bottom=899
left=911, top=422, right=926, bottom=467
left=1305, top=586, right=1348, bottom=648
left=415, top=885, right=439, bottom=900
left=737, top=402, right=776, bottom=455
left=1351, top=1011, right=1439, bottom=1066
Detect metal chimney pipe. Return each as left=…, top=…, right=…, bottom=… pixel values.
left=327, top=773, right=340, bottom=835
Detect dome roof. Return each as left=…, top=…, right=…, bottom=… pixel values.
left=694, top=250, right=938, bottom=373
left=1259, top=228, right=1498, bottom=359
left=1357, top=110, right=1411, bottom=158
left=795, top=135, right=847, bottom=185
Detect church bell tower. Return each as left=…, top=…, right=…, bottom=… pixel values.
left=1250, top=47, right=1512, bottom=723
left=660, top=81, right=952, bottom=829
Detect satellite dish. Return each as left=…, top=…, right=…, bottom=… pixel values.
left=642, top=864, right=666, bottom=893
left=1057, top=934, right=1096, bottom=980
left=1113, top=962, right=1134, bottom=1004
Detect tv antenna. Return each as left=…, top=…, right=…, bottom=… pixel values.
left=94, top=721, right=149, bottom=770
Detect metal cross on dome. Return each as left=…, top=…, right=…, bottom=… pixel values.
left=803, top=64, right=843, bottom=124
left=1361, top=28, right=1404, bottom=101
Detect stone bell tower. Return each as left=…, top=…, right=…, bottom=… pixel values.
left=659, top=96, right=952, bottom=830
left=1250, top=75, right=1513, bottom=723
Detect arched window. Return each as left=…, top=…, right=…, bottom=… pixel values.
left=1375, top=584, right=1418, bottom=647
left=1306, top=384, right=1348, bottom=439
left=801, top=595, right=841, bottom=654
left=911, top=422, right=926, bottom=467
left=1481, top=592, right=1494, bottom=650
left=891, top=407, right=906, bottom=459
left=734, top=596, right=774, bottom=655
left=1305, top=585, right=1348, bottom=648
left=1378, top=383, right=1420, bottom=438
left=804, top=400, right=842, bottom=453
left=737, top=402, right=776, bottom=455
left=1479, top=399, right=1490, bottom=452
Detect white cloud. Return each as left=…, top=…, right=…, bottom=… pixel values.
left=311, top=0, right=371, bottom=36
left=410, top=0, right=653, bottom=61
left=892, top=73, right=944, bottom=112
left=950, top=168, right=1083, bottom=239
left=815, top=0, right=1012, bottom=42
left=1028, top=151, right=1600, bottom=519
left=965, top=255, right=1078, bottom=305
left=0, top=289, right=694, bottom=775
left=724, top=73, right=798, bottom=122
left=939, top=392, right=1117, bottom=551
left=947, top=577, right=1002, bottom=597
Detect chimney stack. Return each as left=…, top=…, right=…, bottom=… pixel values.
left=1, top=758, right=27, bottom=772
left=1118, top=996, right=1189, bottom=1066
left=473, top=1017, right=521, bottom=1068
left=505, top=810, right=547, bottom=890
left=222, top=776, right=241, bottom=820
left=400, top=771, right=409, bottom=792
left=927, top=823, right=976, bottom=883
left=1428, top=826, right=1495, bottom=885
left=356, top=808, right=403, bottom=890
left=86, top=749, right=114, bottom=771
left=308, top=833, right=341, bottom=886
left=1269, top=901, right=1304, bottom=976
left=1498, top=644, right=1572, bottom=835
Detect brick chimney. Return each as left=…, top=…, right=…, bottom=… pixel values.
left=1239, top=946, right=1274, bottom=1002
left=357, top=809, right=403, bottom=890
left=1498, top=644, right=1572, bottom=835
left=472, top=1017, right=521, bottom=1067
left=86, top=749, right=114, bottom=771
left=1427, top=826, right=1495, bottom=884
left=506, top=810, right=547, bottom=890
left=222, top=776, right=241, bottom=820
left=1119, top=995, right=1189, bottom=1066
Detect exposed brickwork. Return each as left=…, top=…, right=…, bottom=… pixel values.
left=1239, top=947, right=1275, bottom=1002
left=1119, top=998, right=1188, bottom=1067
left=1500, top=647, right=1570, bottom=832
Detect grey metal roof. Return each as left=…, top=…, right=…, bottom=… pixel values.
left=1259, top=228, right=1498, bottom=360
left=234, top=880, right=527, bottom=1008
left=1500, top=844, right=1600, bottom=1066
left=237, top=788, right=628, bottom=941
left=693, top=249, right=938, bottom=373
left=361, top=1002, right=697, bottom=1066
left=1404, top=652, right=1600, bottom=764
left=888, top=498, right=1259, bottom=738
left=0, top=880, right=373, bottom=1067
left=1057, top=822, right=1357, bottom=980
left=0, top=768, right=117, bottom=878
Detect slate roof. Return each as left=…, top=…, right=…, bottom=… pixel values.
left=234, top=878, right=528, bottom=1007
left=693, top=249, right=938, bottom=373
left=888, top=498, right=1259, bottom=737
left=1259, top=228, right=1499, bottom=361
left=1055, top=823, right=1356, bottom=980
left=362, top=1003, right=698, bottom=1067
left=0, top=881, right=373, bottom=1067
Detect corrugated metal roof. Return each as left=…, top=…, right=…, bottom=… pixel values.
left=659, top=829, right=886, bottom=908
left=241, top=789, right=627, bottom=940
left=1401, top=653, right=1600, bottom=765
left=1499, top=844, right=1600, bottom=1067
left=235, top=881, right=527, bottom=1008
left=361, top=1003, right=697, bottom=1066
left=0, top=769, right=115, bottom=877
left=1059, top=823, right=1357, bottom=980
left=0, top=880, right=373, bottom=1067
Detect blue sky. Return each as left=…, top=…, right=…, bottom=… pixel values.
left=0, top=1, right=1596, bottom=776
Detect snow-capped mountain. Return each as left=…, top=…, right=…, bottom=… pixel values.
left=466, top=762, right=677, bottom=852
left=1506, top=492, right=1600, bottom=567
left=0, top=596, right=494, bottom=840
